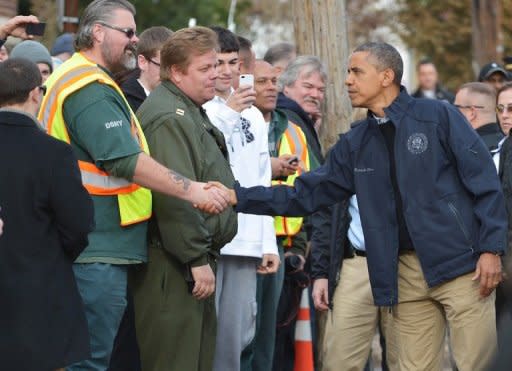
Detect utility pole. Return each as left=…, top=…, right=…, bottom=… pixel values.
left=0, top=0, right=17, bottom=21
left=472, top=0, right=503, bottom=73
left=292, top=0, right=352, bottom=151
left=228, top=0, right=237, bottom=32
left=58, top=0, right=79, bottom=33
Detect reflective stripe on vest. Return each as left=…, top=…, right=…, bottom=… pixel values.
left=78, top=160, right=138, bottom=195
left=38, top=52, right=152, bottom=226
left=273, top=122, right=310, bottom=239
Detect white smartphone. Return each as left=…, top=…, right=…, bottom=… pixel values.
left=239, top=74, right=254, bottom=88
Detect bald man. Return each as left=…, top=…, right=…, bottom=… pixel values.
left=454, top=82, right=504, bottom=151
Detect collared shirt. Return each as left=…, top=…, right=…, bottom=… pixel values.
left=347, top=195, right=365, bottom=251
left=492, top=136, right=508, bottom=171
left=372, top=113, right=390, bottom=125
left=422, top=89, right=436, bottom=99
left=137, top=78, right=151, bottom=97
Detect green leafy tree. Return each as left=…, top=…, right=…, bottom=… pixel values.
left=395, top=0, right=472, bottom=91
left=396, top=0, right=512, bottom=91
left=77, top=0, right=250, bottom=31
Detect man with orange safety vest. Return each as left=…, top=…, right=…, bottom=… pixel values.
left=274, top=55, right=328, bottom=371
left=37, top=1, right=230, bottom=370
left=241, top=59, right=310, bottom=371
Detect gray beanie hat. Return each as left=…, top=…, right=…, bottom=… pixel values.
left=10, top=40, right=53, bottom=73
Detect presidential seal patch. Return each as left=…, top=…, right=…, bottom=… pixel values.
left=407, top=133, right=428, bottom=154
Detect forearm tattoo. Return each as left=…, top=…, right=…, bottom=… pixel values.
left=168, top=170, right=191, bottom=191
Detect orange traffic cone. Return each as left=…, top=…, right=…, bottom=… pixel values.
left=294, top=289, right=314, bottom=371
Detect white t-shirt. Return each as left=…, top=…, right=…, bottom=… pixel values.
left=203, top=96, right=278, bottom=258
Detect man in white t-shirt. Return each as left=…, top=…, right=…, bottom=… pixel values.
left=203, top=26, right=280, bottom=371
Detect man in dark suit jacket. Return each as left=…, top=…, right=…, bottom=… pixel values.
left=412, top=58, right=455, bottom=103
left=0, top=58, right=95, bottom=371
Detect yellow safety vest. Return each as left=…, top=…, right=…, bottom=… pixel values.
left=38, top=52, right=152, bottom=226
left=273, top=121, right=310, bottom=245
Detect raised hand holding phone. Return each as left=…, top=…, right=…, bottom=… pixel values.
left=0, top=15, right=40, bottom=40
left=239, top=74, right=254, bottom=88
left=25, top=22, right=46, bottom=36
left=226, top=79, right=256, bottom=113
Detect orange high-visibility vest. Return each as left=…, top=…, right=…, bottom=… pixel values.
left=273, top=121, right=310, bottom=243
left=38, top=52, right=152, bottom=226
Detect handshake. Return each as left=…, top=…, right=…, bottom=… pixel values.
left=190, top=181, right=237, bottom=214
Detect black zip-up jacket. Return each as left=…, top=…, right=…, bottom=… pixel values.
left=499, top=135, right=512, bottom=252
left=310, top=200, right=351, bottom=310
left=476, top=122, right=504, bottom=152
left=412, top=84, right=455, bottom=104
left=120, top=70, right=147, bottom=113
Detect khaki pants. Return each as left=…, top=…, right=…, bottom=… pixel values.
left=322, top=256, right=394, bottom=371
left=388, top=251, right=496, bottom=371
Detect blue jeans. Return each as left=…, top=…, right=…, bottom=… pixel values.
left=68, top=263, right=128, bottom=371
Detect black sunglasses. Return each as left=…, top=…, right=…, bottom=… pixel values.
left=97, top=21, right=136, bottom=39
left=39, top=85, right=47, bottom=96
left=496, top=104, right=512, bottom=114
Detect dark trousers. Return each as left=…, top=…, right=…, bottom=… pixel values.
left=272, top=268, right=310, bottom=371
left=107, top=293, right=141, bottom=371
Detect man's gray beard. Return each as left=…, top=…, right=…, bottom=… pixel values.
left=109, top=52, right=136, bottom=75
left=121, top=52, right=136, bottom=71
left=102, top=44, right=136, bottom=74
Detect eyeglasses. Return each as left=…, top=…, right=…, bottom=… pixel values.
left=97, top=21, right=136, bottom=39
left=454, top=104, right=485, bottom=110
left=144, top=56, right=160, bottom=67
left=39, top=85, right=47, bottom=96
left=496, top=104, right=512, bottom=114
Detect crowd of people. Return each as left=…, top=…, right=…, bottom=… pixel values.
left=1, top=1, right=512, bottom=371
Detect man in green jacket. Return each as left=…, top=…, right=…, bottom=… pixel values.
left=131, top=27, right=238, bottom=371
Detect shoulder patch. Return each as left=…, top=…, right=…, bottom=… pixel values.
left=176, top=108, right=185, bottom=116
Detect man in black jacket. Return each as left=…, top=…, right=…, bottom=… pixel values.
left=412, top=58, right=454, bottom=103
left=121, top=26, right=172, bottom=112
left=454, top=82, right=503, bottom=151
left=0, top=58, right=94, bottom=371
left=275, top=55, right=329, bottom=369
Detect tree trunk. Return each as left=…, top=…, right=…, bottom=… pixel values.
left=0, top=0, right=17, bottom=20
left=292, top=0, right=352, bottom=151
left=30, top=0, right=58, bottom=48
left=472, top=0, right=503, bottom=73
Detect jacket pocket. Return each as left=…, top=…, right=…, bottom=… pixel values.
left=447, top=201, right=474, bottom=252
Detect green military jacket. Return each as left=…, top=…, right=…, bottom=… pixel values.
left=137, top=80, right=237, bottom=267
